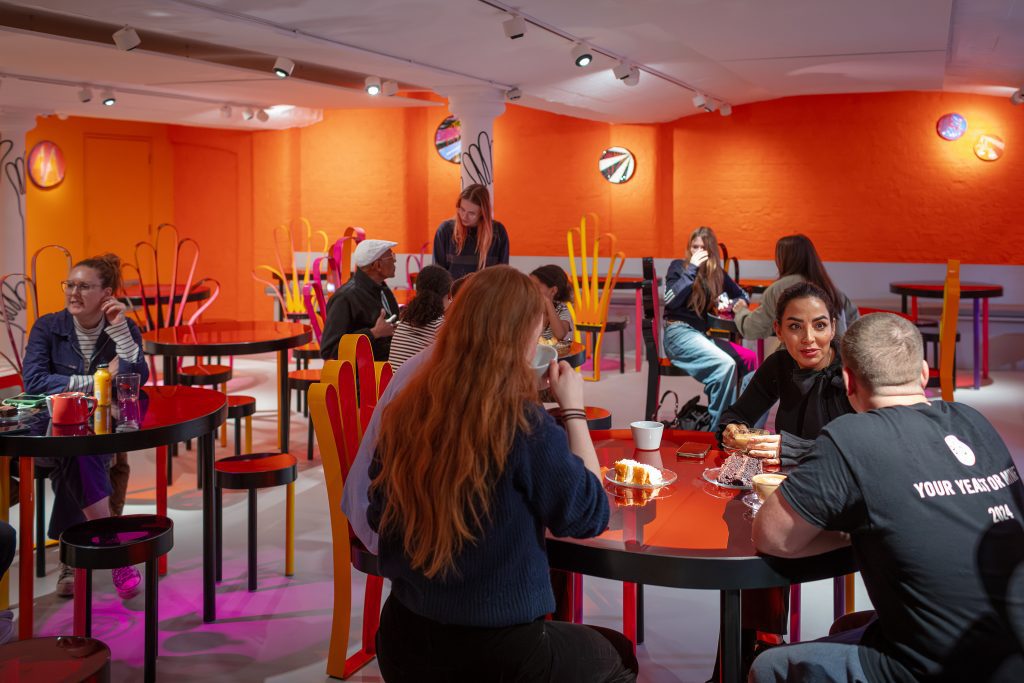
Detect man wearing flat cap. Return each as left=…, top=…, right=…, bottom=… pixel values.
left=320, top=239, right=400, bottom=361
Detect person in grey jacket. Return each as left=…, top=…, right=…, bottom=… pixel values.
left=733, top=234, right=859, bottom=340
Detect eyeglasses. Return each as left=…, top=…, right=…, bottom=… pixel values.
left=60, top=281, right=101, bottom=294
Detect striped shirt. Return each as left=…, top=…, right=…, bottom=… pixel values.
left=67, top=318, right=142, bottom=392
left=541, top=302, right=574, bottom=342
left=388, top=317, right=444, bottom=373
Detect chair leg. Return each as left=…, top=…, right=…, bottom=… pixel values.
left=73, top=568, right=92, bottom=637
left=619, top=326, right=625, bottom=374
left=234, top=417, right=241, bottom=457
left=285, top=482, right=295, bottom=577
left=220, top=383, right=228, bottom=448
left=245, top=416, right=252, bottom=453
left=215, top=486, right=223, bottom=582
left=247, top=488, right=257, bottom=592
left=361, top=575, right=384, bottom=656
left=307, top=416, right=314, bottom=461
left=144, top=557, right=158, bottom=683
left=35, top=476, right=46, bottom=578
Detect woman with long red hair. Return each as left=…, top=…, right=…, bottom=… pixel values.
left=432, top=183, right=510, bottom=279
left=367, top=266, right=637, bottom=682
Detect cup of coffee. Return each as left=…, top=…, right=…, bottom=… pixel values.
left=630, top=421, right=664, bottom=451
left=531, top=344, right=558, bottom=379
left=752, top=473, right=787, bottom=503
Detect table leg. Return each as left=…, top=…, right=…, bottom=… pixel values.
left=200, top=431, right=216, bottom=622
left=163, top=356, right=178, bottom=464
left=720, top=589, right=742, bottom=683
left=634, top=289, right=643, bottom=372
left=0, top=457, right=8, bottom=610
left=982, top=298, right=990, bottom=380
left=18, top=456, right=34, bottom=640
left=156, top=446, right=168, bottom=576
left=973, top=299, right=981, bottom=390
left=833, top=575, right=846, bottom=621
left=757, top=338, right=765, bottom=365
left=789, top=583, right=801, bottom=642
left=278, top=349, right=289, bottom=453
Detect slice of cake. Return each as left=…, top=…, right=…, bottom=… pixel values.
left=716, top=455, right=762, bottom=487
left=613, top=459, right=664, bottom=486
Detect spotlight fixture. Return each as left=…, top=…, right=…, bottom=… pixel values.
left=77, top=86, right=93, bottom=103
left=256, top=108, right=269, bottom=122
left=503, top=14, right=526, bottom=40
left=719, top=103, right=732, bottom=117
left=1011, top=87, right=1024, bottom=106
left=704, top=99, right=719, bottom=112
left=382, top=80, right=399, bottom=97
left=220, top=105, right=233, bottom=118
left=622, top=67, right=640, bottom=87
left=272, top=57, right=295, bottom=79
left=365, top=76, right=382, bottom=96
left=112, top=26, right=141, bottom=51
left=242, top=107, right=255, bottom=121
left=101, top=89, right=116, bottom=106
left=505, top=87, right=522, bottom=101
left=612, top=62, right=632, bottom=81
left=571, top=43, right=593, bottom=68
left=692, top=93, right=707, bottom=109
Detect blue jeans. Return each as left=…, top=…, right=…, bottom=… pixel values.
left=662, top=322, right=737, bottom=429
left=749, top=621, right=871, bottom=683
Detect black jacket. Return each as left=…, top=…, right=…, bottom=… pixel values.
left=432, top=219, right=510, bottom=279
left=320, top=269, right=399, bottom=361
left=663, top=259, right=747, bottom=332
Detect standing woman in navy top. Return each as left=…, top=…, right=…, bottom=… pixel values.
left=367, top=266, right=637, bottom=682
left=662, top=225, right=751, bottom=428
left=432, top=183, right=510, bottom=279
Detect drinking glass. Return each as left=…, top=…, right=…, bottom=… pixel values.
left=115, top=372, right=141, bottom=431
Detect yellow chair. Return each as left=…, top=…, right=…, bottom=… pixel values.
left=566, top=214, right=625, bottom=381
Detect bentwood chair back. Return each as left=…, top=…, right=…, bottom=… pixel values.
left=1, top=245, right=72, bottom=375
left=938, top=260, right=961, bottom=401
left=302, top=281, right=327, bottom=344
left=566, top=214, right=625, bottom=381
left=254, top=219, right=330, bottom=317
left=330, top=226, right=367, bottom=289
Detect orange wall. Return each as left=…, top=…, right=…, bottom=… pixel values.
left=25, top=90, right=1023, bottom=319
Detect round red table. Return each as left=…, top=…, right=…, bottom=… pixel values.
left=558, top=341, right=586, bottom=368
left=546, top=429, right=856, bottom=683
left=0, top=386, right=226, bottom=635
left=889, top=281, right=1003, bottom=389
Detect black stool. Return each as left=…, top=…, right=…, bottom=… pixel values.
left=547, top=406, right=613, bottom=430
left=227, top=395, right=257, bottom=456
left=215, top=452, right=297, bottom=591
left=60, top=515, right=173, bottom=683
left=0, top=636, right=111, bottom=682
left=286, top=369, right=320, bottom=460
left=578, top=318, right=628, bottom=375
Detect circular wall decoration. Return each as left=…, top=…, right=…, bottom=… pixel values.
left=973, top=134, right=1005, bottom=161
left=599, top=147, right=635, bottom=184
left=434, top=116, right=462, bottom=163
left=27, top=140, right=67, bottom=189
left=936, top=113, right=967, bottom=141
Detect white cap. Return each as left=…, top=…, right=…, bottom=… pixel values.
left=353, top=239, right=398, bottom=268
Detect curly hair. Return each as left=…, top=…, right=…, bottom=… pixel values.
left=402, top=265, right=453, bottom=327
left=74, top=253, right=123, bottom=293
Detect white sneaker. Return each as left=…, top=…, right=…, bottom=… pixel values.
left=56, top=562, right=75, bottom=598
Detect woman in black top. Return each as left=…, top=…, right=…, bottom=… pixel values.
left=718, top=281, right=854, bottom=465
left=432, top=184, right=510, bottom=279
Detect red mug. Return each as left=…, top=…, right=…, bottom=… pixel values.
left=47, top=392, right=98, bottom=425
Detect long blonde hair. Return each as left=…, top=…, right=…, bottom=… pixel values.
left=452, top=184, right=494, bottom=272
left=685, top=226, right=724, bottom=315
left=372, top=266, right=544, bottom=578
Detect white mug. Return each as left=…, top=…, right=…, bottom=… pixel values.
left=630, top=421, right=664, bottom=451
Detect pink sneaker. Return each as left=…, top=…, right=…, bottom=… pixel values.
left=112, top=566, right=141, bottom=599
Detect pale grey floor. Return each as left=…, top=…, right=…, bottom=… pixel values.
left=8, top=352, right=1023, bottom=682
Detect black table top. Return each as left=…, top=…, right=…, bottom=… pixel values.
left=142, top=321, right=312, bottom=356
left=0, top=386, right=226, bottom=457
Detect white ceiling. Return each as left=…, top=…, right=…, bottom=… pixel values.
left=1, top=0, right=1022, bottom=129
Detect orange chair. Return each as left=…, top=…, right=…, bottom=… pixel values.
left=937, top=260, right=961, bottom=401
left=308, top=334, right=391, bottom=679
left=566, top=214, right=625, bottom=381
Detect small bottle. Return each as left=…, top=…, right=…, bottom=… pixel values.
left=94, top=363, right=112, bottom=407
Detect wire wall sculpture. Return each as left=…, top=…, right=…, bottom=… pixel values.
left=461, top=130, right=493, bottom=188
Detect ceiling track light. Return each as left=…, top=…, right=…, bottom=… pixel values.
left=503, top=14, right=526, bottom=39
left=622, top=67, right=640, bottom=87
left=242, top=107, right=255, bottom=121
left=78, top=86, right=93, bottom=103
left=719, top=103, right=732, bottom=117
left=101, top=89, right=116, bottom=106
left=381, top=80, right=399, bottom=97
left=571, top=43, right=593, bottom=68
left=273, top=56, right=295, bottom=79
left=112, top=25, right=141, bottom=51
left=256, top=108, right=269, bottom=122
left=1011, top=87, right=1024, bottom=105
left=692, top=93, right=707, bottom=109
left=365, top=76, right=382, bottom=96
left=220, top=105, right=233, bottom=118
left=505, top=87, right=522, bottom=101
left=612, top=62, right=632, bottom=81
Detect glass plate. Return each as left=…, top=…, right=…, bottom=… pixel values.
left=605, top=468, right=677, bottom=490
left=702, top=467, right=753, bottom=490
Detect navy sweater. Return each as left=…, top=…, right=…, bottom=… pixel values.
left=432, top=219, right=510, bottom=279
left=368, top=407, right=609, bottom=627
left=663, top=259, right=748, bottom=333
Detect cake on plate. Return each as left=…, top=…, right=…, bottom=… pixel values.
left=613, top=459, right=664, bottom=486
left=716, top=454, right=762, bottom=487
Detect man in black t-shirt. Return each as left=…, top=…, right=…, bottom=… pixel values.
left=751, top=313, right=1024, bottom=683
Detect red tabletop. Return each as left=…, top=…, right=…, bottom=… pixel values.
left=546, top=430, right=856, bottom=590
left=142, top=320, right=312, bottom=356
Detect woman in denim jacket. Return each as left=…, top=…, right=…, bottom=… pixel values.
left=22, top=253, right=149, bottom=600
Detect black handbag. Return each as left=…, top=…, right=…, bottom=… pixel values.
left=655, top=390, right=713, bottom=432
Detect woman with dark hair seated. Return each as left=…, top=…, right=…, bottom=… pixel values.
left=387, top=264, right=453, bottom=372
left=368, top=265, right=637, bottom=682
left=530, top=264, right=574, bottom=342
